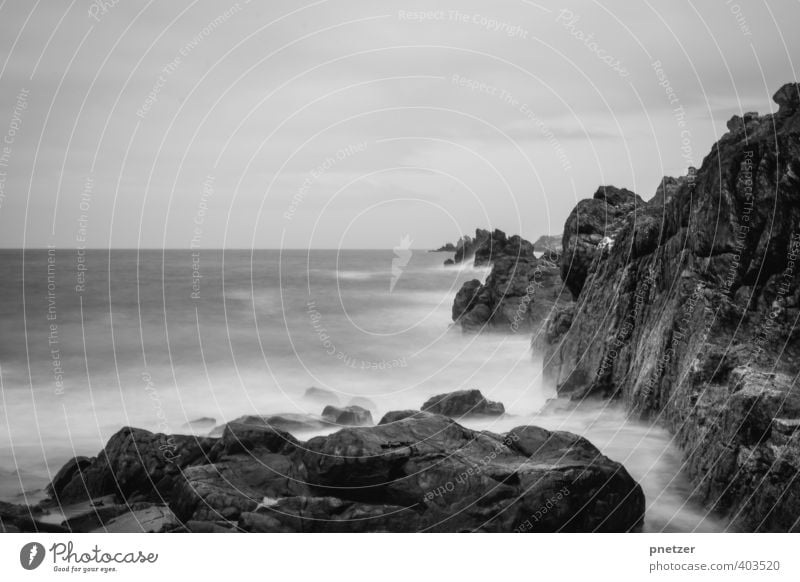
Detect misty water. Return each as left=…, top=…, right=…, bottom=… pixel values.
left=0, top=249, right=724, bottom=532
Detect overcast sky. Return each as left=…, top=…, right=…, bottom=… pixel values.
left=0, top=0, right=797, bottom=249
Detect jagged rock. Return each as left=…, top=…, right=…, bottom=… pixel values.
left=421, top=389, right=505, bottom=418
left=452, top=279, right=483, bottom=321
left=46, top=456, right=92, bottom=499
left=451, top=251, right=563, bottom=334
left=560, top=185, right=644, bottom=299
left=447, top=228, right=532, bottom=266
left=47, top=427, right=217, bottom=504
left=543, top=82, right=800, bottom=531
left=291, top=414, right=643, bottom=532
left=430, top=242, right=457, bottom=252
left=321, top=405, right=373, bottom=426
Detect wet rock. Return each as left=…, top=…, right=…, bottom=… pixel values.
left=421, top=389, right=505, bottom=418
left=452, top=251, right=563, bottom=333
left=294, top=414, right=643, bottom=532
left=48, top=427, right=217, bottom=504
left=212, top=414, right=330, bottom=436
left=43, top=413, right=644, bottom=532
left=560, top=185, right=644, bottom=299
left=46, top=456, right=92, bottom=499
left=543, top=82, right=800, bottom=530
left=321, top=405, right=373, bottom=426
left=94, top=504, right=178, bottom=533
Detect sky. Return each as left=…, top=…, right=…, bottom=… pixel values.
left=0, top=0, right=797, bottom=249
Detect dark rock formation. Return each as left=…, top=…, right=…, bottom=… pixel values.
left=46, top=456, right=92, bottom=499
left=41, top=413, right=645, bottom=532
left=48, top=427, right=217, bottom=505
left=560, top=185, right=644, bottom=299
left=430, top=242, right=457, bottom=252
left=421, top=389, right=505, bottom=418
left=321, top=405, right=373, bottom=426
left=446, top=228, right=534, bottom=267
left=543, top=83, right=800, bottom=531
left=451, top=241, right=564, bottom=334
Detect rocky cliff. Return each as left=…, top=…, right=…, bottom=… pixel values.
left=543, top=83, right=800, bottom=531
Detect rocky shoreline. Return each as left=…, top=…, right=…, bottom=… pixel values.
left=448, top=82, right=800, bottom=532
left=0, top=390, right=644, bottom=533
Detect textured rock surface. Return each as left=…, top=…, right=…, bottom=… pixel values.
left=543, top=83, right=800, bottom=531
left=451, top=230, right=565, bottom=334
left=43, top=410, right=644, bottom=532
left=421, top=389, right=505, bottom=418
left=321, top=405, right=374, bottom=426
left=560, top=185, right=644, bottom=299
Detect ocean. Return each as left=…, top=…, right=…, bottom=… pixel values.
left=0, top=248, right=722, bottom=531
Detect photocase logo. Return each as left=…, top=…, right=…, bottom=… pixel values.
left=390, top=234, right=413, bottom=292
left=20, top=542, right=46, bottom=570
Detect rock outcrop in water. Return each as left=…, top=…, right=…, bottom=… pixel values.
left=421, top=389, right=505, bottom=417
left=543, top=83, right=800, bottom=531
left=321, top=405, right=373, bottom=426
left=36, top=411, right=644, bottom=533
left=450, top=229, right=564, bottom=333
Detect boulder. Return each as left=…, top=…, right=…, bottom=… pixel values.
left=40, top=413, right=645, bottom=532
left=451, top=248, right=563, bottom=333
left=321, top=405, right=374, bottom=426
left=46, top=456, right=92, bottom=499
left=47, top=427, right=218, bottom=504
left=421, top=389, right=504, bottom=418
left=560, top=185, right=644, bottom=299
